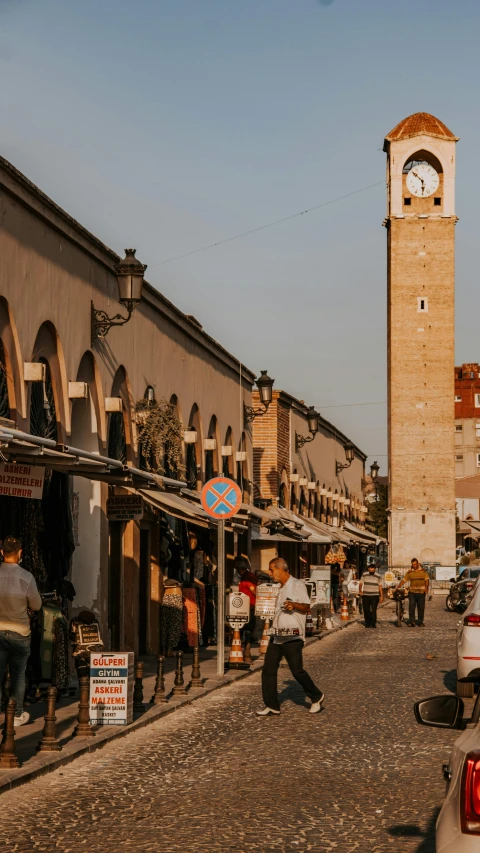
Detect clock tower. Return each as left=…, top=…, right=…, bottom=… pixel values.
left=384, top=113, right=458, bottom=569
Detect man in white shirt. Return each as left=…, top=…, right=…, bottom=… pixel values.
left=0, top=535, right=42, bottom=726
left=256, top=558, right=324, bottom=717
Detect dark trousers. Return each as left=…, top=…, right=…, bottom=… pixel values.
left=409, top=592, right=426, bottom=624
left=262, top=639, right=322, bottom=712
left=363, top=595, right=379, bottom=627
left=331, top=583, right=339, bottom=611
left=0, top=630, right=31, bottom=716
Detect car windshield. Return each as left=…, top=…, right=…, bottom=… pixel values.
left=470, top=569, right=480, bottom=578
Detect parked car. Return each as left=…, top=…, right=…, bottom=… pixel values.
left=447, top=569, right=480, bottom=614
left=456, top=579, right=480, bottom=698
left=414, top=693, right=480, bottom=851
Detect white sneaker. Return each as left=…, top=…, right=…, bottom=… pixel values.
left=310, top=695, right=324, bottom=714
left=14, top=711, right=30, bottom=727
left=256, top=707, right=280, bottom=716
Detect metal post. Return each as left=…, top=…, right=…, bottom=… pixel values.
left=133, top=661, right=145, bottom=712
left=217, top=518, right=225, bottom=677
left=151, top=655, right=168, bottom=704
left=73, top=676, right=96, bottom=738
left=189, top=646, right=203, bottom=688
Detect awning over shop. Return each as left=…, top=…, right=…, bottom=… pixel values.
left=252, top=527, right=307, bottom=543
left=0, top=425, right=186, bottom=490
left=458, top=520, right=480, bottom=537
left=343, top=520, right=384, bottom=545
left=267, top=506, right=331, bottom=544
left=138, top=488, right=211, bottom=528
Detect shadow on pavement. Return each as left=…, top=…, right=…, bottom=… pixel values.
left=388, top=807, right=439, bottom=852
left=442, top=669, right=457, bottom=692
left=278, top=680, right=309, bottom=708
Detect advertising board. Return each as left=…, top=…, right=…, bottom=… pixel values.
left=309, top=566, right=331, bottom=605
left=106, top=495, right=143, bottom=521
left=89, top=652, right=134, bottom=726
left=255, top=583, right=281, bottom=619
left=0, top=462, right=44, bottom=500
left=226, top=591, right=250, bottom=626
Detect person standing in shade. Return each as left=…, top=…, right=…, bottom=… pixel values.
left=330, top=562, right=341, bottom=611
left=256, top=557, right=324, bottom=717
left=397, top=558, right=430, bottom=627
left=359, top=562, right=383, bottom=628
left=0, top=535, right=42, bottom=726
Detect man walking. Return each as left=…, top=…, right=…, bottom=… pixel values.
left=0, top=535, right=42, bottom=726
left=397, top=558, right=429, bottom=627
left=256, top=558, right=324, bottom=717
left=359, top=562, right=383, bottom=628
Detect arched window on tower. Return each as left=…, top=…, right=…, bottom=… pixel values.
left=30, top=358, right=58, bottom=441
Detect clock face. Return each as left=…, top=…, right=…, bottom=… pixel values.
left=406, top=162, right=439, bottom=198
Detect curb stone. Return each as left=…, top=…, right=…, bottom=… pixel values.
left=0, top=601, right=389, bottom=793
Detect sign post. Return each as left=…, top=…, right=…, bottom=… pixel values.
left=201, top=477, right=243, bottom=678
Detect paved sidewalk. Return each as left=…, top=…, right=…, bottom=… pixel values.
left=0, top=597, right=464, bottom=852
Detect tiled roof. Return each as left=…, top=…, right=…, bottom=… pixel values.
left=385, top=112, right=458, bottom=142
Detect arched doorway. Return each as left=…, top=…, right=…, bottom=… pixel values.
left=222, top=427, right=234, bottom=478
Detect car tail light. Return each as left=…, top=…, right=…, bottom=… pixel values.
left=466, top=582, right=474, bottom=589
left=462, top=751, right=480, bottom=834
left=464, top=614, right=480, bottom=627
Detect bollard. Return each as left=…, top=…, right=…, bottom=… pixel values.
left=37, top=686, right=62, bottom=752
left=305, top=612, right=314, bottom=637
left=340, top=595, right=349, bottom=622
left=228, top=627, right=246, bottom=668
left=173, top=651, right=187, bottom=695
left=73, top=676, right=96, bottom=737
left=151, top=655, right=168, bottom=704
left=133, top=661, right=145, bottom=712
left=0, top=698, right=20, bottom=768
left=259, top=619, right=270, bottom=657
left=189, top=646, right=203, bottom=688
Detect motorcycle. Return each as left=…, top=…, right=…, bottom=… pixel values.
left=446, top=582, right=473, bottom=614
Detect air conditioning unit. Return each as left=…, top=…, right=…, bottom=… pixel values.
left=204, top=438, right=216, bottom=451
left=221, top=445, right=232, bottom=456
left=183, top=430, right=197, bottom=444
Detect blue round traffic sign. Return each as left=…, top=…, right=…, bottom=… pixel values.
left=200, top=477, right=243, bottom=519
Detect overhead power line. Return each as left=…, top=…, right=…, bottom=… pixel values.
left=149, top=180, right=384, bottom=267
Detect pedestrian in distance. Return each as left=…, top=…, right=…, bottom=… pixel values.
left=396, top=558, right=430, bottom=627
left=0, top=535, right=42, bottom=726
left=359, top=562, right=383, bottom=628
left=256, top=557, right=324, bottom=717
left=330, top=562, right=341, bottom=611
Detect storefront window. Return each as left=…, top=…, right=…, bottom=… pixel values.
left=0, top=341, right=10, bottom=420
left=30, top=358, right=57, bottom=441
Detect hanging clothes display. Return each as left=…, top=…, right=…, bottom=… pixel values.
left=39, top=600, right=69, bottom=690
left=182, top=586, right=206, bottom=648
left=160, top=587, right=183, bottom=655
left=202, top=584, right=217, bottom=646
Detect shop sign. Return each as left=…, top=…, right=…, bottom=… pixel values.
left=309, top=566, right=331, bottom=605
left=226, top=591, right=250, bottom=626
left=0, top=462, right=44, bottom=500
left=255, top=583, right=280, bottom=619
left=384, top=571, right=395, bottom=584
left=89, top=652, right=134, bottom=726
left=107, top=495, right=143, bottom=521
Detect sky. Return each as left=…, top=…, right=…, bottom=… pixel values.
left=1, top=0, right=479, bottom=472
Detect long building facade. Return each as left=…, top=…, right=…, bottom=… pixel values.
left=0, top=154, right=256, bottom=655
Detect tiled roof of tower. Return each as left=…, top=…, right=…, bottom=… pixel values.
left=385, top=112, right=458, bottom=142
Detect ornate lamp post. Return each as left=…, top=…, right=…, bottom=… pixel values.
left=295, top=407, right=320, bottom=451
left=91, top=249, right=147, bottom=344
left=336, top=441, right=355, bottom=476
left=244, top=370, right=275, bottom=425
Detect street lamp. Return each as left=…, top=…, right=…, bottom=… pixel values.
left=336, top=441, right=355, bottom=476
left=244, top=370, right=275, bottom=425
left=295, top=407, right=320, bottom=450
left=370, top=460, right=380, bottom=481
left=91, top=249, right=147, bottom=344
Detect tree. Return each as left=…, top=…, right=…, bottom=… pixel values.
left=365, top=483, right=388, bottom=539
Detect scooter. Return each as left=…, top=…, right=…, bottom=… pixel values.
left=446, top=584, right=469, bottom=614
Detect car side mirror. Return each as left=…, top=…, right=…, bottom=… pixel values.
left=414, top=695, right=464, bottom=729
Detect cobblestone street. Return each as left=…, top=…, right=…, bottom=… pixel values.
left=1, top=598, right=462, bottom=852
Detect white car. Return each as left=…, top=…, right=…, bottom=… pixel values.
left=457, top=580, right=480, bottom=698
left=415, top=693, right=480, bottom=851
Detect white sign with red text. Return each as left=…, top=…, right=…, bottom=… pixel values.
left=0, top=463, right=45, bottom=500
left=89, top=652, right=134, bottom=726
